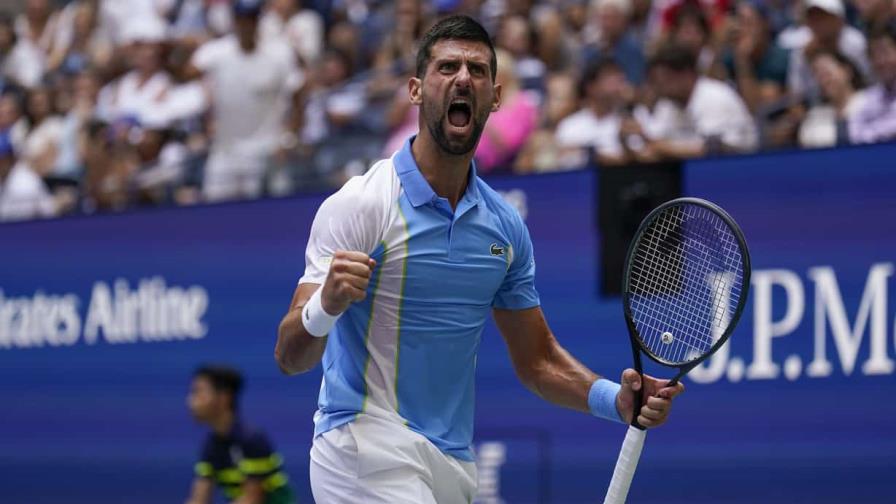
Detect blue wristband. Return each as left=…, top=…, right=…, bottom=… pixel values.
left=588, top=379, right=624, bottom=423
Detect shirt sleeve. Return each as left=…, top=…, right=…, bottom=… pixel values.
left=238, top=431, right=283, bottom=481
left=299, top=177, right=386, bottom=285
left=194, top=438, right=214, bottom=479
left=493, top=212, right=540, bottom=310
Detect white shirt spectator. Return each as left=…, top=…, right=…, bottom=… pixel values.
left=784, top=26, right=872, bottom=100
left=259, top=8, right=324, bottom=65
left=192, top=34, right=303, bottom=200
left=99, top=0, right=171, bottom=45
left=193, top=34, right=303, bottom=157
left=95, top=71, right=173, bottom=125
left=555, top=108, right=624, bottom=157
left=22, top=116, right=65, bottom=170
left=799, top=92, right=865, bottom=147
left=644, top=77, right=758, bottom=152
left=1, top=38, right=45, bottom=88
left=0, top=161, right=55, bottom=221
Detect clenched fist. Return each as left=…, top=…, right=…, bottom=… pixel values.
left=320, top=250, right=376, bottom=316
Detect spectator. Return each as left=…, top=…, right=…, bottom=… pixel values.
left=785, top=0, right=872, bottom=102
left=497, top=15, right=547, bottom=92
left=15, top=0, right=61, bottom=56
left=475, top=49, right=539, bottom=173
left=21, top=84, right=64, bottom=178
left=628, top=43, right=757, bottom=158
left=46, top=0, right=113, bottom=76
left=368, top=0, right=429, bottom=101
left=1, top=13, right=44, bottom=89
left=54, top=69, right=98, bottom=179
left=531, top=7, right=577, bottom=73
left=190, top=0, right=303, bottom=201
left=668, top=0, right=715, bottom=74
left=582, top=0, right=646, bottom=84
left=515, top=72, right=579, bottom=172
left=555, top=58, right=631, bottom=166
left=95, top=16, right=172, bottom=126
left=259, top=0, right=324, bottom=67
left=0, top=131, right=55, bottom=221
left=848, top=25, right=896, bottom=144
left=718, top=0, right=790, bottom=113
left=798, top=51, right=865, bottom=147
left=0, top=90, right=27, bottom=150
left=853, top=0, right=894, bottom=35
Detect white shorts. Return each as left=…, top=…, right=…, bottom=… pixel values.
left=309, top=414, right=477, bottom=503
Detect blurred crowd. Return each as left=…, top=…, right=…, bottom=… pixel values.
left=2, top=0, right=896, bottom=222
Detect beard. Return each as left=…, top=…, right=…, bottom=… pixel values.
left=422, top=94, right=490, bottom=156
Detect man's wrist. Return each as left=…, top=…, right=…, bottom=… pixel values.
left=301, top=287, right=340, bottom=337
left=588, top=378, right=624, bottom=424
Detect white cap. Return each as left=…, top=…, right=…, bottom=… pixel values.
left=122, top=16, right=168, bottom=44
left=805, top=0, right=844, bottom=17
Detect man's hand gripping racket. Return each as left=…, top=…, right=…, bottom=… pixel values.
left=603, top=198, right=751, bottom=504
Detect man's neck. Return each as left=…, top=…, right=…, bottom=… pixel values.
left=210, top=411, right=235, bottom=436
left=410, top=132, right=473, bottom=210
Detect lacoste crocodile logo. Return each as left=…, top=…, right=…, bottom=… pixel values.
left=490, top=243, right=505, bottom=256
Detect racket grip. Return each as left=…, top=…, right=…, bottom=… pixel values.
left=603, top=425, right=647, bottom=504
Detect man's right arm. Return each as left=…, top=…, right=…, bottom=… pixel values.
left=275, top=251, right=375, bottom=375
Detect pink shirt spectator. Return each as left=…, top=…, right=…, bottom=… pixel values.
left=475, top=90, right=539, bottom=173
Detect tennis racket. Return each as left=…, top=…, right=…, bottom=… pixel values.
left=603, top=197, right=751, bottom=504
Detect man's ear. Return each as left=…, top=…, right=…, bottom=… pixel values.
left=409, top=77, right=423, bottom=105
left=491, top=82, right=503, bottom=112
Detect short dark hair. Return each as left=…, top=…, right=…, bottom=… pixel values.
left=194, top=365, right=244, bottom=412
left=415, top=15, right=497, bottom=82
left=809, top=50, right=866, bottom=90
left=868, top=22, right=896, bottom=47
left=580, top=57, right=624, bottom=97
left=648, top=43, right=698, bottom=73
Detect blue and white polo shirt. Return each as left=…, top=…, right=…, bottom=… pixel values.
left=299, top=136, right=540, bottom=461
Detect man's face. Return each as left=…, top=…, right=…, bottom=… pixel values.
left=187, top=376, right=226, bottom=424
left=651, top=66, right=695, bottom=105
left=806, top=8, right=842, bottom=43
left=411, top=39, right=501, bottom=156
left=871, top=37, right=896, bottom=86
left=591, top=67, right=630, bottom=108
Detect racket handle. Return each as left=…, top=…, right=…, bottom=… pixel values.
left=603, top=425, right=647, bottom=504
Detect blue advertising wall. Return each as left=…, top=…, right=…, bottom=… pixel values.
left=1, top=143, right=895, bottom=503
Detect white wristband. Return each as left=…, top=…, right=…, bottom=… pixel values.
left=301, top=287, right=340, bottom=337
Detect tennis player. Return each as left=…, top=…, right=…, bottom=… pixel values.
left=275, top=15, right=685, bottom=503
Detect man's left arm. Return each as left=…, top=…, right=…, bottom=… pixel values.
left=492, top=306, right=684, bottom=427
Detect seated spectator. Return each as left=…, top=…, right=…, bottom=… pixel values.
left=190, top=0, right=303, bottom=202
left=497, top=15, right=547, bottom=92
left=15, top=0, right=61, bottom=57
left=515, top=72, right=579, bottom=172
left=1, top=13, right=44, bottom=89
left=475, top=50, right=539, bottom=173
left=853, top=0, right=894, bottom=35
left=532, top=8, right=577, bottom=74
left=0, top=90, right=27, bottom=150
left=21, top=84, right=63, bottom=178
left=0, top=131, right=55, bottom=221
left=627, top=43, right=757, bottom=158
left=95, top=16, right=172, bottom=126
left=718, top=0, right=790, bottom=113
left=798, top=51, right=866, bottom=147
left=784, top=0, right=872, bottom=102
left=46, top=1, right=113, bottom=76
left=555, top=58, right=631, bottom=166
left=848, top=25, right=896, bottom=144
left=582, top=0, right=646, bottom=84
left=668, top=0, right=716, bottom=74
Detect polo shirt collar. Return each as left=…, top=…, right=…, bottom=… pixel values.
left=394, top=135, right=481, bottom=208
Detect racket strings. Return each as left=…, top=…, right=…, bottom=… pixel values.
left=627, top=204, right=745, bottom=365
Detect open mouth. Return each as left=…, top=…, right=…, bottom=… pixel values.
left=447, top=101, right=472, bottom=128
